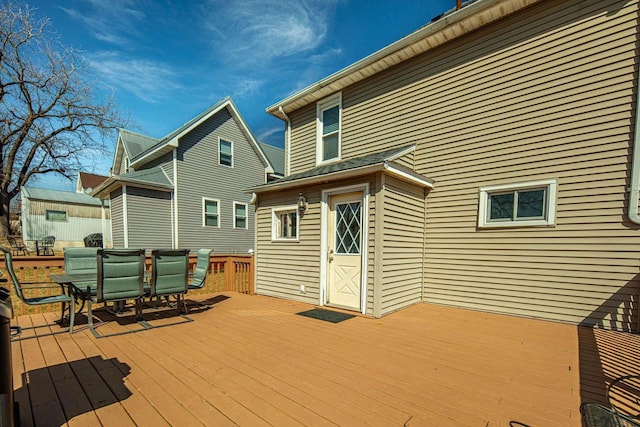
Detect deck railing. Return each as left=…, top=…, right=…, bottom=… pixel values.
left=1, top=253, right=254, bottom=316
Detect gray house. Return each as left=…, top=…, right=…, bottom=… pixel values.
left=92, top=97, right=279, bottom=253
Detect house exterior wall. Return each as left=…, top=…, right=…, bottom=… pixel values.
left=125, top=187, right=173, bottom=248
left=255, top=176, right=379, bottom=314
left=379, top=175, right=426, bottom=317
left=110, top=188, right=124, bottom=247
left=176, top=107, right=264, bottom=253
left=281, top=0, right=640, bottom=330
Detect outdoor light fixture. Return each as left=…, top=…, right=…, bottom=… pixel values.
left=297, top=193, right=307, bottom=214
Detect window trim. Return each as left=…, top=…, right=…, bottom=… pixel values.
left=45, top=209, right=67, bottom=222
left=218, top=138, right=234, bottom=168
left=271, top=205, right=300, bottom=242
left=233, top=201, right=248, bottom=229
left=202, top=197, right=220, bottom=228
left=316, top=92, right=342, bottom=165
left=478, top=179, right=557, bottom=228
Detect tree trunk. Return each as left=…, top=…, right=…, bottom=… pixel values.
left=0, top=192, right=10, bottom=238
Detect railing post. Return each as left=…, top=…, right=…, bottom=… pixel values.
left=225, top=256, right=234, bottom=292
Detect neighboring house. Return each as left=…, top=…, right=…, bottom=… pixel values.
left=258, top=142, right=285, bottom=181
left=76, top=172, right=108, bottom=193
left=249, top=0, right=640, bottom=332
left=21, top=186, right=112, bottom=250
left=92, top=97, right=278, bottom=253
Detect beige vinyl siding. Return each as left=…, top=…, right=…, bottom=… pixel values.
left=256, top=176, right=378, bottom=314
left=283, top=0, right=639, bottom=329
left=288, top=104, right=319, bottom=174
left=380, top=175, right=426, bottom=316
left=110, top=188, right=124, bottom=248
left=255, top=188, right=321, bottom=305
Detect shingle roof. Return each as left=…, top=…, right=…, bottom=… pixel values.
left=78, top=172, right=108, bottom=190
left=248, top=145, right=433, bottom=193
left=258, top=142, right=285, bottom=176
left=119, top=129, right=159, bottom=159
left=119, top=167, right=173, bottom=188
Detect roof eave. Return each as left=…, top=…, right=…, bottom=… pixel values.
left=91, top=176, right=173, bottom=199
left=247, top=160, right=433, bottom=194
left=266, top=0, right=543, bottom=120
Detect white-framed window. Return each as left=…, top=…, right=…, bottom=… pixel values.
left=271, top=206, right=299, bottom=241
left=478, top=179, right=557, bottom=228
left=316, top=93, right=341, bottom=165
left=45, top=209, right=67, bottom=222
left=234, top=202, right=248, bottom=229
left=202, top=198, right=220, bottom=227
left=219, top=139, right=233, bottom=167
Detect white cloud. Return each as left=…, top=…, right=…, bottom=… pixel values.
left=60, top=0, right=146, bottom=46
left=87, top=52, right=181, bottom=103
left=257, top=125, right=284, bottom=143
left=203, top=0, right=341, bottom=62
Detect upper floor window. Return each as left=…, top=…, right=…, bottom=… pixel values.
left=234, top=202, right=248, bottom=229
left=478, top=180, right=557, bottom=228
left=202, top=198, right=220, bottom=227
left=316, top=93, right=341, bottom=164
left=219, top=139, right=233, bottom=167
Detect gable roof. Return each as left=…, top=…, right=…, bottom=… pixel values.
left=22, top=186, right=106, bottom=207
left=258, top=142, right=285, bottom=177
left=77, top=172, right=108, bottom=191
left=248, top=145, right=433, bottom=193
left=119, top=97, right=273, bottom=174
left=266, top=0, right=542, bottom=119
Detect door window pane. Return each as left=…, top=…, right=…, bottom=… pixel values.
left=335, top=202, right=361, bottom=254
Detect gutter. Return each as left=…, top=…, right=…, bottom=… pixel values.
left=279, top=106, right=291, bottom=176
left=629, top=56, right=640, bottom=224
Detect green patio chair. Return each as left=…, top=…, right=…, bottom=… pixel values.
left=189, top=249, right=213, bottom=291
left=87, top=248, right=145, bottom=338
left=0, top=246, right=75, bottom=337
left=64, top=247, right=98, bottom=312
left=150, top=249, right=190, bottom=314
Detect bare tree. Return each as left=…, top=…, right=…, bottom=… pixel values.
left=0, top=3, right=128, bottom=237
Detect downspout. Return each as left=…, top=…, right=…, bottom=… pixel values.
left=629, top=60, right=640, bottom=224
left=279, top=106, right=291, bottom=176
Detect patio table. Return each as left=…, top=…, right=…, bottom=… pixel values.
left=50, top=273, right=96, bottom=324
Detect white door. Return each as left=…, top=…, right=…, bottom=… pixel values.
left=327, top=192, right=363, bottom=310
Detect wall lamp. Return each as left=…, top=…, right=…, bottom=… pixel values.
left=297, top=193, right=307, bottom=214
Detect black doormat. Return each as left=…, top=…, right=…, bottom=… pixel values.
left=296, top=308, right=355, bottom=323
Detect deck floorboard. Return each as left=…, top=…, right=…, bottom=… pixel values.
left=10, top=292, right=640, bottom=426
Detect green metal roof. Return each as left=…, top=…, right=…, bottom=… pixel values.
left=22, top=187, right=108, bottom=206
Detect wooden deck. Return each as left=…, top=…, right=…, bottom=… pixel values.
left=9, top=293, right=640, bottom=426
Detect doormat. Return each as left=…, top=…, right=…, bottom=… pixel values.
left=296, top=308, right=355, bottom=323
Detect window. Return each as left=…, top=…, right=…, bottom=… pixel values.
left=45, top=209, right=67, bottom=221
left=316, top=93, right=341, bottom=164
left=271, top=207, right=298, bottom=241
left=478, top=180, right=557, bottom=228
left=219, top=139, right=233, bottom=167
left=234, top=202, right=248, bottom=229
left=202, top=198, right=220, bottom=227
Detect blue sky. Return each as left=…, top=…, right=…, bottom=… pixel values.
left=26, top=0, right=456, bottom=191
